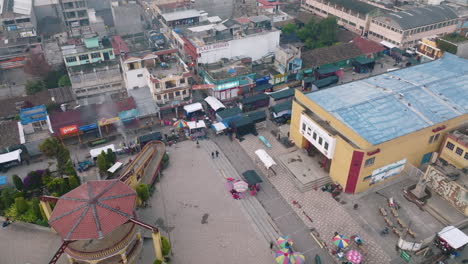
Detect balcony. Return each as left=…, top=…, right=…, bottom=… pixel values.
left=416, top=47, right=438, bottom=60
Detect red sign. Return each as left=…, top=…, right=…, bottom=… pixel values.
left=60, top=125, right=78, bottom=136
left=192, top=84, right=215, bottom=90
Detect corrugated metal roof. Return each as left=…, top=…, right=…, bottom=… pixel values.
left=305, top=53, right=468, bottom=145
left=161, top=9, right=201, bottom=22
left=376, top=6, right=458, bottom=30
left=13, top=0, right=32, bottom=15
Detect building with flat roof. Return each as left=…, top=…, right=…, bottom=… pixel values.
left=0, top=0, right=37, bottom=39
left=289, top=53, right=468, bottom=193
left=111, top=0, right=143, bottom=37
left=439, top=124, right=468, bottom=169
left=368, top=6, right=460, bottom=48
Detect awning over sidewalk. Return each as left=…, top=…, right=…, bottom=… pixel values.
left=255, top=149, right=276, bottom=169
left=438, top=226, right=468, bottom=249
left=0, top=149, right=22, bottom=164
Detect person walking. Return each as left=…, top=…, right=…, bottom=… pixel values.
left=211, top=152, right=215, bottom=159
left=215, top=150, right=219, bottom=157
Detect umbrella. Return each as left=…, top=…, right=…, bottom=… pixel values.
left=233, top=180, right=249, bottom=192
left=275, top=249, right=293, bottom=264
left=289, top=252, right=305, bottom=264
left=346, top=250, right=363, bottom=264
left=277, top=236, right=293, bottom=249
left=173, top=120, right=187, bottom=129
left=332, top=235, right=349, bottom=248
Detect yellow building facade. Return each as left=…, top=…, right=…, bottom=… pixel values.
left=439, top=126, right=468, bottom=169
left=416, top=37, right=444, bottom=62
left=289, top=54, right=468, bottom=193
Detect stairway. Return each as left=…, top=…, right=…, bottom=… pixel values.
left=201, top=140, right=281, bottom=245
left=277, top=158, right=332, bottom=193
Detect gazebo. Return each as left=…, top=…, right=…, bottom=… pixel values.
left=41, top=180, right=164, bottom=264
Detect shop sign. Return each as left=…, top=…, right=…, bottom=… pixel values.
left=192, top=84, right=215, bottom=90
left=98, top=117, right=120, bottom=126
left=197, top=42, right=230, bottom=53
left=79, top=123, right=98, bottom=131
left=118, top=109, right=139, bottom=121
left=60, top=125, right=78, bottom=136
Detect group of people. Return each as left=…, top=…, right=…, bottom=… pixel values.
left=211, top=150, right=220, bottom=159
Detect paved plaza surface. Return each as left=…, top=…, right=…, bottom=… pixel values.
left=0, top=221, right=66, bottom=264
left=138, top=140, right=274, bottom=264
left=236, top=129, right=392, bottom=264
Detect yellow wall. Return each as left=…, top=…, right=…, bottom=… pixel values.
left=290, top=89, right=468, bottom=193
left=440, top=136, right=468, bottom=169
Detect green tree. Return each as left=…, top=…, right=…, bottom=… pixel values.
left=31, top=197, right=43, bottom=220
left=281, top=23, right=297, bottom=34
left=136, top=184, right=150, bottom=204
left=162, top=153, right=169, bottom=169
left=297, top=17, right=337, bottom=50
left=12, top=175, right=23, bottom=191
left=46, top=177, right=69, bottom=196
left=68, top=175, right=80, bottom=190
left=161, top=236, right=171, bottom=256
left=58, top=75, right=71, bottom=87
left=15, top=197, right=29, bottom=214
left=106, top=148, right=116, bottom=165
left=97, top=152, right=110, bottom=173
left=39, top=138, right=74, bottom=176
left=25, top=80, right=47, bottom=95
left=0, top=187, right=15, bottom=210
left=153, top=260, right=162, bottom=264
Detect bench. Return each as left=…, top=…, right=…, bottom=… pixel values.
left=392, top=227, right=401, bottom=237
left=391, top=208, right=399, bottom=217
left=380, top=208, right=387, bottom=216
left=407, top=229, right=417, bottom=238
left=384, top=217, right=394, bottom=227
left=396, top=218, right=407, bottom=229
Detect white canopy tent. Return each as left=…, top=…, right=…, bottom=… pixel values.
left=438, top=226, right=468, bottom=249
left=187, top=120, right=206, bottom=130
left=107, top=162, right=123, bottom=173
left=0, top=149, right=22, bottom=164
left=204, top=96, right=225, bottom=112
left=183, top=102, right=203, bottom=114
left=212, top=122, right=227, bottom=134
left=255, top=149, right=276, bottom=169
left=380, top=40, right=397, bottom=49
left=90, top=144, right=116, bottom=159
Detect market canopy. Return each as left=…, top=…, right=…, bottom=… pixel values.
left=183, top=102, right=204, bottom=114
left=0, top=149, right=22, bottom=164
left=204, top=96, right=225, bottom=112
left=242, top=93, right=269, bottom=105
left=438, top=226, right=468, bottom=249
left=187, top=120, right=206, bottom=130
left=255, top=149, right=276, bottom=169
left=253, top=83, right=273, bottom=92
left=212, top=122, right=227, bottom=133
left=107, top=162, right=123, bottom=173
left=242, top=170, right=263, bottom=186
left=247, top=110, right=267, bottom=123
left=216, top=107, right=242, bottom=120
left=270, top=100, right=292, bottom=114
left=90, top=144, right=116, bottom=158
left=268, top=88, right=295, bottom=101
left=316, top=65, right=340, bottom=75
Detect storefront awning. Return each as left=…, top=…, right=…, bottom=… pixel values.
left=438, top=226, right=468, bottom=249
left=0, top=149, right=22, bottom=164
left=254, top=149, right=276, bottom=169
left=183, top=102, right=203, bottom=114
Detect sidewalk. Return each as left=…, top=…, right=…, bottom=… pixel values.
left=236, top=130, right=392, bottom=264
left=210, top=135, right=334, bottom=263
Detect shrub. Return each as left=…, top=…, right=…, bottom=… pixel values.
left=161, top=236, right=171, bottom=256
left=136, top=184, right=150, bottom=204
left=31, top=198, right=42, bottom=220
left=162, top=153, right=169, bottom=169
left=23, top=171, right=43, bottom=190
left=153, top=260, right=162, bottom=264
left=46, top=177, right=69, bottom=196
left=1, top=188, right=15, bottom=209
left=68, top=176, right=80, bottom=190
left=12, top=175, right=23, bottom=191
left=15, top=197, right=29, bottom=214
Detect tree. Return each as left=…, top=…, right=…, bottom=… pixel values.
left=46, top=177, right=69, bottom=196
left=23, top=170, right=43, bottom=190
left=58, top=75, right=71, bottom=87
left=12, top=175, right=23, bottom=191
left=15, top=197, right=29, bottom=214
left=282, top=23, right=297, bottom=34
left=0, top=187, right=15, bottom=209
left=25, top=80, right=47, bottom=95
left=161, top=236, right=171, bottom=256
left=39, top=138, right=74, bottom=176
left=136, top=184, right=150, bottom=204
left=31, top=197, right=43, bottom=220
left=24, top=53, right=51, bottom=77
left=97, top=153, right=110, bottom=173
left=106, top=148, right=116, bottom=165
left=68, top=176, right=80, bottom=190
left=297, top=17, right=338, bottom=50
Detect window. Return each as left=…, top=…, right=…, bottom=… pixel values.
left=312, top=132, right=317, bottom=140
left=324, top=142, right=329, bottom=150
left=180, top=78, right=186, bottom=84
left=156, top=95, right=161, bottom=100
left=137, top=74, right=143, bottom=78
left=434, top=134, right=440, bottom=142
left=91, top=52, right=101, bottom=59
left=428, top=135, right=435, bottom=144
left=464, top=152, right=468, bottom=160
left=364, top=157, right=375, bottom=167
left=66, top=56, right=77, bottom=63
left=79, top=54, right=89, bottom=61
left=446, top=142, right=455, bottom=150
left=307, top=127, right=311, bottom=136
left=318, top=137, right=323, bottom=145
left=455, top=147, right=463, bottom=156
left=302, top=123, right=306, bottom=131
left=182, top=90, right=187, bottom=95
left=175, top=91, right=180, bottom=96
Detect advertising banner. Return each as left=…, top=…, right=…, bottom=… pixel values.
left=60, top=125, right=78, bottom=136
left=98, top=117, right=120, bottom=126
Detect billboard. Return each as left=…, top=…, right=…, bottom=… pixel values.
left=192, top=84, right=215, bottom=90
left=60, top=125, right=78, bottom=136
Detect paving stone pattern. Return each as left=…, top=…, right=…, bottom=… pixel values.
left=236, top=131, right=392, bottom=264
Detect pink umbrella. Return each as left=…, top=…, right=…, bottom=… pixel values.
left=346, top=250, right=363, bottom=264
left=233, top=180, right=249, bottom=192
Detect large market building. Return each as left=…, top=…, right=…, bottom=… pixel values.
left=289, top=54, right=468, bottom=193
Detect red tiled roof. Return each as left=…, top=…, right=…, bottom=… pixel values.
left=352, top=37, right=385, bottom=54
left=234, top=17, right=251, bottom=24
left=49, top=180, right=136, bottom=241
left=111, top=35, right=129, bottom=55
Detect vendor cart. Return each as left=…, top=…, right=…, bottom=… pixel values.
left=241, top=170, right=263, bottom=196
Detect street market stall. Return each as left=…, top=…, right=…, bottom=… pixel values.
left=242, top=170, right=263, bottom=196
left=240, top=93, right=270, bottom=112
left=255, top=149, right=277, bottom=176
left=231, top=116, right=256, bottom=138
left=436, top=226, right=468, bottom=255
left=0, top=149, right=22, bottom=172
left=187, top=120, right=206, bottom=138
left=183, top=102, right=204, bottom=119
left=247, top=110, right=267, bottom=129
left=212, top=121, right=228, bottom=135
left=204, top=96, right=226, bottom=113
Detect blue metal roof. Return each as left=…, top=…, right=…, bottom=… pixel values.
left=306, top=54, right=468, bottom=145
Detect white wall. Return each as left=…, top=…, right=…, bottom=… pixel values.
left=198, top=30, right=280, bottom=64
left=125, top=68, right=148, bottom=90
left=300, top=114, right=336, bottom=159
